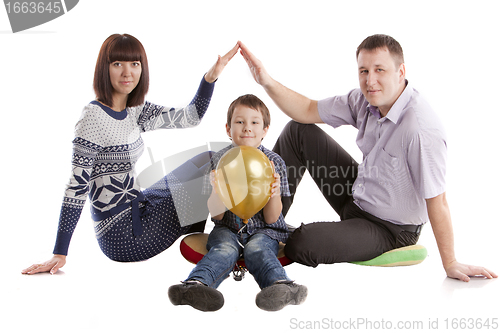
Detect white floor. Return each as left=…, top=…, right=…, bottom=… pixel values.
left=6, top=173, right=499, bottom=333
left=7, top=241, right=499, bottom=333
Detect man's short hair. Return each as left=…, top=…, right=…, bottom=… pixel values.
left=356, top=34, right=404, bottom=67
left=227, top=94, right=271, bottom=129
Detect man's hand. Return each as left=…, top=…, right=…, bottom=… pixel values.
left=445, top=260, right=497, bottom=282
left=427, top=193, right=497, bottom=282
left=238, top=41, right=274, bottom=87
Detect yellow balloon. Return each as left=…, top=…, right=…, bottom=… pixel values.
left=214, top=146, right=274, bottom=222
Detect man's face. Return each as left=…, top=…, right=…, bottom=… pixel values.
left=357, top=47, right=406, bottom=116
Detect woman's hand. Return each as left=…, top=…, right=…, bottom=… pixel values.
left=22, top=255, right=67, bottom=275
left=204, top=43, right=239, bottom=83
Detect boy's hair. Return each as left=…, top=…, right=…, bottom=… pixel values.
left=227, top=94, right=271, bottom=128
left=93, top=34, right=149, bottom=108
left=356, top=34, right=404, bottom=67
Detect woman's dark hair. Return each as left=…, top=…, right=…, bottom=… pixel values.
left=93, top=34, right=149, bottom=107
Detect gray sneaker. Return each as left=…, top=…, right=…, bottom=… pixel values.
left=255, top=281, right=308, bottom=311
left=168, top=280, right=224, bottom=312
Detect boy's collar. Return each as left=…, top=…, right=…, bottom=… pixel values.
left=230, top=142, right=264, bottom=151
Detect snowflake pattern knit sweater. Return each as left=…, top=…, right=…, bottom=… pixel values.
left=53, top=77, right=214, bottom=256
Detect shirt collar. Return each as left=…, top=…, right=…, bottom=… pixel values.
left=230, top=142, right=264, bottom=151
left=367, top=80, right=412, bottom=124
left=367, top=104, right=381, bottom=119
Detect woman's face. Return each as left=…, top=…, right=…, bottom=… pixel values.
left=109, top=60, right=142, bottom=98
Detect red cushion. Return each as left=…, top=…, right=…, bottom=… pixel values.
left=180, top=233, right=292, bottom=267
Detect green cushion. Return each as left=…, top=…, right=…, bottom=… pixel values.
left=351, top=244, right=427, bottom=267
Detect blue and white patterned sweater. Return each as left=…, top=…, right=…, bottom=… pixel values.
left=53, top=77, right=215, bottom=256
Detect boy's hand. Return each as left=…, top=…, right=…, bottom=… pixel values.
left=210, top=170, right=217, bottom=192
left=263, top=161, right=283, bottom=224
left=208, top=170, right=227, bottom=220
left=270, top=161, right=281, bottom=198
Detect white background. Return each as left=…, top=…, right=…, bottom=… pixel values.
left=1, top=1, right=498, bottom=332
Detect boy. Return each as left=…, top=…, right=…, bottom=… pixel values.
left=168, top=94, right=307, bottom=311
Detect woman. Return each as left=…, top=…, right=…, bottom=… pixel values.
left=22, top=34, right=238, bottom=274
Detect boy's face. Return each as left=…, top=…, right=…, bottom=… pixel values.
left=226, top=105, right=269, bottom=148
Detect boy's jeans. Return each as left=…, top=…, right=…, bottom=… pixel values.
left=186, top=225, right=290, bottom=289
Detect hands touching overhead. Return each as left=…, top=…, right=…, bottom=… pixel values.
left=205, top=41, right=271, bottom=86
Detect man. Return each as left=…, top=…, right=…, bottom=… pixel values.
left=238, top=35, right=496, bottom=282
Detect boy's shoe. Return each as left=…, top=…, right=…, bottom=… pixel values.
left=255, top=280, right=308, bottom=311
left=168, top=280, right=224, bottom=312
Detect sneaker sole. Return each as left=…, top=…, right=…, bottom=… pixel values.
left=256, top=284, right=308, bottom=311
left=168, top=284, right=224, bottom=312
